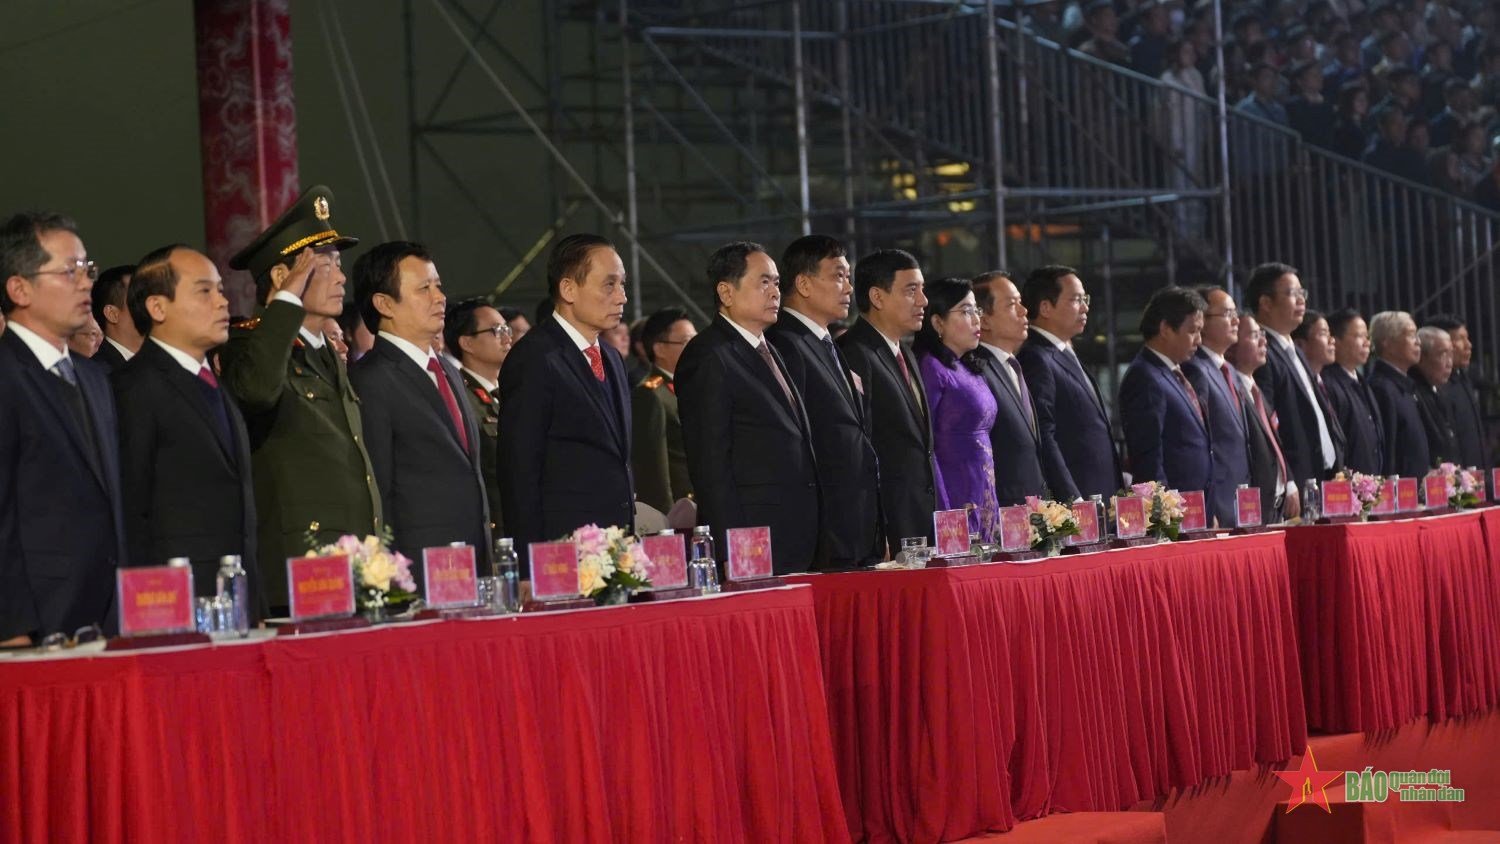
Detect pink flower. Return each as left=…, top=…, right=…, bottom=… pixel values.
left=392, top=552, right=416, bottom=592
left=572, top=524, right=608, bottom=557
left=1131, top=482, right=1156, bottom=499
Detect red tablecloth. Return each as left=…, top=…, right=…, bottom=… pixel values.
left=0, top=587, right=849, bottom=844
left=1286, top=511, right=1500, bottom=733
left=791, top=532, right=1307, bottom=842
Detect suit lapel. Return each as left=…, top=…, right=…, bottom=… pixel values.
left=724, top=321, right=800, bottom=426
left=546, top=318, right=626, bottom=453
left=1196, top=352, right=1246, bottom=435
left=982, top=350, right=1036, bottom=442
left=382, top=341, right=468, bottom=454
left=3, top=333, right=108, bottom=491
left=147, top=345, right=237, bottom=467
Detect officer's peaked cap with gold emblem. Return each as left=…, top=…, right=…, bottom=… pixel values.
left=228, top=185, right=359, bottom=279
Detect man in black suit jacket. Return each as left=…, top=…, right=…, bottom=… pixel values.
left=1246, top=262, right=1344, bottom=488
left=679, top=242, right=820, bottom=574
left=352, top=242, right=492, bottom=580
left=972, top=271, right=1047, bottom=505
left=1120, top=287, right=1214, bottom=497
left=838, top=249, right=936, bottom=552
left=1412, top=326, right=1461, bottom=465
left=1322, top=309, right=1385, bottom=474
left=1228, top=316, right=1293, bottom=521
left=768, top=235, right=882, bottom=567
left=498, top=234, right=635, bottom=574
left=1367, top=311, right=1433, bottom=477
left=1017, top=265, right=1122, bottom=500
left=1183, top=286, right=1252, bottom=527
left=0, top=212, right=125, bottom=643
left=1428, top=315, right=1489, bottom=468
left=112, top=245, right=262, bottom=617
left=90, top=264, right=141, bottom=372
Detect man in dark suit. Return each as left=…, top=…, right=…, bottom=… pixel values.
left=1183, top=286, right=1251, bottom=527
left=351, top=242, right=491, bottom=579
left=630, top=307, right=696, bottom=514
left=446, top=298, right=510, bottom=537
left=1427, top=315, right=1489, bottom=468
left=1411, top=326, right=1461, bottom=465
left=972, top=271, right=1047, bottom=505
left=498, top=234, right=635, bottom=572
left=1017, top=265, right=1122, bottom=500
left=1246, top=262, right=1344, bottom=489
left=112, top=245, right=261, bottom=617
left=678, top=242, right=820, bottom=574
left=1322, top=308, right=1385, bottom=474
left=1228, top=315, right=1293, bottom=521
left=90, top=264, right=140, bottom=372
left=1120, top=287, right=1213, bottom=497
left=768, top=235, right=882, bottom=567
left=220, top=186, right=382, bottom=612
left=838, top=248, right=936, bottom=552
left=0, top=211, right=125, bottom=644
left=1367, top=311, right=1433, bottom=477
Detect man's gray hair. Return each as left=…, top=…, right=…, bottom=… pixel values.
left=1369, top=310, right=1415, bottom=357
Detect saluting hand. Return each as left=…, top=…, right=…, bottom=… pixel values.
left=273, top=247, right=319, bottom=302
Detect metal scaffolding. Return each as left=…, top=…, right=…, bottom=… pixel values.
left=405, top=0, right=1500, bottom=377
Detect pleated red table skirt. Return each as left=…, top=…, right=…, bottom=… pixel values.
left=791, top=532, right=1308, bottom=843
left=1286, top=510, right=1500, bottom=734
left=0, top=587, right=850, bottom=844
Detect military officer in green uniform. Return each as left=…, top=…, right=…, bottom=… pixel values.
left=630, top=307, right=697, bottom=513
left=219, top=186, right=381, bottom=611
left=444, top=297, right=511, bottom=537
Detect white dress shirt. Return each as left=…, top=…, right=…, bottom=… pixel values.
left=783, top=307, right=830, bottom=341
left=1264, top=327, right=1335, bottom=469
left=104, top=336, right=135, bottom=362
left=980, top=341, right=1021, bottom=395
left=150, top=337, right=210, bottom=375
left=6, top=321, right=69, bottom=371
left=378, top=330, right=440, bottom=388
left=721, top=314, right=765, bottom=348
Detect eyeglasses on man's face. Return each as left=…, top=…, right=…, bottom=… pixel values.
left=469, top=324, right=513, bottom=339
left=29, top=259, right=98, bottom=282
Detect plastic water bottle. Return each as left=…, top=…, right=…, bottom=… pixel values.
left=493, top=537, right=521, bottom=612
left=1301, top=479, right=1322, bottom=521
left=1091, top=494, right=1108, bottom=539
left=688, top=525, right=720, bottom=594
left=215, top=555, right=250, bottom=637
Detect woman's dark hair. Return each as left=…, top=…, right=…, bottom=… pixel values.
left=913, top=277, right=984, bottom=374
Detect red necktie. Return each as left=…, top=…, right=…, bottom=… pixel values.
left=1250, top=382, right=1288, bottom=489
left=1220, top=361, right=1240, bottom=404
left=1173, top=367, right=1206, bottom=423
left=427, top=357, right=470, bottom=454
left=197, top=366, right=219, bottom=389
left=584, top=346, right=606, bottom=382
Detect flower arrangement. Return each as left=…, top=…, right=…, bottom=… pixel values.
left=1128, top=481, right=1186, bottom=541
left=571, top=524, right=653, bottom=604
left=1436, top=463, right=1483, bottom=509
left=1349, top=471, right=1385, bottom=518
left=306, top=531, right=417, bottom=615
left=1028, top=498, right=1081, bottom=553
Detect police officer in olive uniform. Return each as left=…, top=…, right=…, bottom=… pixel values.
left=219, top=186, right=382, bottom=611
left=445, top=298, right=508, bottom=537
left=630, top=307, right=696, bottom=513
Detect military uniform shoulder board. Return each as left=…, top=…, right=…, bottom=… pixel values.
left=231, top=315, right=262, bottom=331
left=642, top=374, right=665, bottom=390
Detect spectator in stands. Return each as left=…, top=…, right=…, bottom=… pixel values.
left=1454, top=122, right=1492, bottom=193
left=1429, top=78, right=1477, bottom=147
left=1129, top=0, right=1172, bottom=79
left=1283, top=24, right=1319, bottom=68
left=1420, top=42, right=1458, bottom=117
left=1475, top=144, right=1500, bottom=211
left=1375, top=67, right=1423, bottom=117
left=1411, top=325, right=1460, bottom=464
left=1287, top=60, right=1338, bottom=149
left=1332, top=82, right=1372, bottom=159
left=1364, top=108, right=1427, bottom=182
left=1323, top=32, right=1364, bottom=96
left=1361, top=3, right=1403, bottom=69
left=1473, top=45, right=1500, bottom=108
left=1239, top=63, right=1291, bottom=126
left=1159, top=38, right=1207, bottom=237
left=1079, top=0, right=1131, bottom=66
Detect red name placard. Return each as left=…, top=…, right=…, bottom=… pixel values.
left=1235, top=487, right=1263, bottom=527
left=1395, top=477, right=1420, bottom=512
left=1424, top=474, right=1449, bottom=509
left=529, top=542, right=580, bottom=601
left=1475, top=470, right=1489, bottom=502
left=1067, top=501, right=1101, bottom=545
left=1492, top=468, right=1500, bottom=502
left=726, top=526, right=773, bottom=581
left=1321, top=479, right=1355, bottom=518
left=288, top=555, right=354, bottom=621
left=1372, top=479, right=1397, bottom=515
left=1180, top=490, right=1209, bottom=531
left=423, top=545, right=478, bottom=609
left=998, top=505, right=1032, bottom=551
left=117, top=565, right=195, bottom=636
left=933, top=509, right=970, bottom=557
left=1114, top=495, right=1148, bottom=538
left=641, top=533, right=688, bottom=589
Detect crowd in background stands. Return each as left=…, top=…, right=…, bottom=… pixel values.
left=1023, top=0, right=1500, bottom=206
